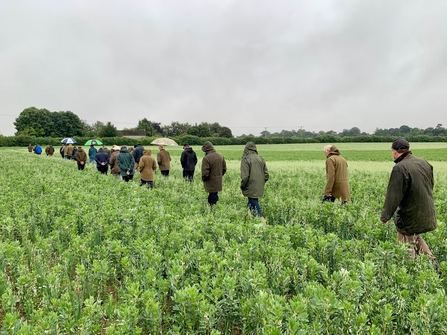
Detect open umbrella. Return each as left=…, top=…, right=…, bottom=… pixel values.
left=61, top=138, right=77, bottom=144
left=150, top=137, right=178, bottom=146
left=85, top=139, right=103, bottom=146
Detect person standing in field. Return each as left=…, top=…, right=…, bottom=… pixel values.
left=75, top=146, right=87, bottom=170
left=322, top=144, right=350, bottom=204
left=45, top=145, right=55, bottom=156
left=63, top=143, right=74, bottom=160
left=157, top=145, right=171, bottom=177
left=117, top=145, right=135, bottom=182
left=28, top=144, right=33, bottom=152
left=95, top=147, right=110, bottom=175
left=59, top=145, right=64, bottom=159
left=132, top=143, right=144, bottom=170
left=201, top=141, right=226, bottom=206
left=240, top=142, right=269, bottom=223
left=33, top=144, right=42, bottom=155
left=180, top=144, right=198, bottom=182
left=88, top=145, right=97, bottom=164
left=109, top=145, right=121, bottom=178
left=381, top=139, right=438, bottom=264
left=138, top=149, right=157, bottom=189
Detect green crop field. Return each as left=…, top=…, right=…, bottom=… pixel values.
left=1, top=143, right=447, bottom=334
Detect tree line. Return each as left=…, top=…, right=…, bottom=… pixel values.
left=10, top=106, right=447, bottom=140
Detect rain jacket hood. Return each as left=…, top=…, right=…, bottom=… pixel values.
left=243, top=142, right=258, bottom=156
left=202, top=141, right=215, bottom=154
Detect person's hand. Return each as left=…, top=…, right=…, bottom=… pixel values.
left=126, top=170, right=130, bottom=175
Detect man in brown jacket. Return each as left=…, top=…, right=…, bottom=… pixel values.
left=322, top=144, right=350, bottom=204
left=157, top=145, right=171, bottom=177
left=109, top=145, right=121, bottom=178
left=201, top=141, right=227, bottom=206
left=138, top=149, right=157, bottom=189
left=75, top=146, right=87, bottom=170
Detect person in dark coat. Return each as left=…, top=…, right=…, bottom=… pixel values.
left=71, top=146, right=78, bottom=160
left=132, top=144, right=144, bottom=169
left=201, top=141, right=226, bottom=206
left=75, top=146, right=87, bottom=170
left=59, top=146, right=64, bottom=159
left=95, top=148, right=110, bottom=175
left=109, top=145, right=121, bottom=178
left=381, top=139, right=438, bottom=264
left=322, top=144, right=350, bottom=204
left=240, top=142, right=269, bottom=223
left=45, top=145, right=55, bottom=156
left=28, top=144, right=33, bottom=152
left=180, top=144, right=198, bottom=182
left=118, top=146, right=135, bottom=182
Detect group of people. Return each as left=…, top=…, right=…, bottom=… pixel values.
left=28, top=138, right=439, bottom=265
left=323, top=138, right=439, bottom=267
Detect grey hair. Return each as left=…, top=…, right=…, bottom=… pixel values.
left=323, top=144, right=332, bottom=152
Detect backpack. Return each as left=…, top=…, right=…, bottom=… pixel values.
left=35, top=146, right=42, bottom=154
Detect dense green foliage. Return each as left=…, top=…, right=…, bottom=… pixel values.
left=1, top=144, right=447, bottom=334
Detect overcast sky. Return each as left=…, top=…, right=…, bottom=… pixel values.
left=1, top=0, right=446, bottom=137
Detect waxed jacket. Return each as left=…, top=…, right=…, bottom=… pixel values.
left=381, top=152, right=437, bottom=235
left=45, top=145, right=55, bottom=156
left=139, top=149, right=157, bottom=181
left=325, top=145, right=351, bottom=201
left=109, top=150, right=121, bottom=174
left=75, top=148, right=87, bottom=164
left=64, top=144, right=74, bottom=157
left=201, top=141, right=226, bottom=193
left=157, top=149, right=171, bottom=170
left=180, top=147, right=198, bottom=171
left=240, top=142, right=269, bottom=198
left=117, top=148, right=135, bottom=176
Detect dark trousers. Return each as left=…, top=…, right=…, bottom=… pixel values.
left=247, top=198, right=262, bottom=217
left=208, top=192, right=219, bottom=206
left=97, top=165, right=108, bottom=175
left=161, top=170, right=170, bottom=177
left=140, top=180, right=154, bottom=189
left=122, top=175, right=134, bottom=182
left=77, top=164, right=85, bottom=170
left=183, top=170, right=194, bottom=182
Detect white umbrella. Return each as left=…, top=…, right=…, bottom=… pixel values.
left=150, top=137, right=179, bottom=146
left=61, top=138, right=77, bottom=144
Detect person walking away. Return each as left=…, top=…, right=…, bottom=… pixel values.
left=88, top=145, right=97, bottom=164
left=201, top=141, right=226, bottom=206
left=181, top=144, right=198, bottom=182
left=132, top=143, right=144, bottom=170
left=63, top=143, right=74, bottom=159
left=109, top=145, right=121, bottom=179
left=381, top=138, right=438, bottom=266
left=240, top=142, right=269, bottom=223
left=28, top=144, right=33, bottom=152
left=95, top=148, right=110, bottom=175
left=75, top=146, right=87, bottom=170
left=322, top=144, right=350, bottom=204
left=60, top=145, right=64, bottom=159
left=157, top=145, right=171, bottom=177
left=33, top=144, right=42, bottom=155
left=117, top=145, right=135, bottom=182
left=45, top=145, right=55, bottom=156
left=138, top=149, right=157, bottom=189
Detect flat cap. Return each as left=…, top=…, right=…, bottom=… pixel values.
left=392, top=138, right=410, bottom=150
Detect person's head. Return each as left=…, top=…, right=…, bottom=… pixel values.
left=323, top=144, right=332, bottom=157
left=183, top=143, right=189, bottom=150
left=90, top=145, right=94, bottom=148
left=121, top=145, right=127, bottom=150
left=159, top=145, right=164, bottom=151
left=391, top=138, right=410, bottom=159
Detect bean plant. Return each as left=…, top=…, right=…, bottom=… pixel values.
left=0, top=144, right=446, bottom=334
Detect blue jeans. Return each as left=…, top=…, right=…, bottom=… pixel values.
left=247, top=198, right=262, bottom=217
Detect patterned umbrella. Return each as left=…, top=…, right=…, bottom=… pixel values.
left=85, top=139, right=103, bottom=146
left=150, top=137, right=179, bottom=146
left=61, top=138, right=77, bottom=144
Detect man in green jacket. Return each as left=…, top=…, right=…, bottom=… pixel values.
left=240, top=142, right=269, bottom=223
left=381, top=139, right=438, bottom=262
left=201, top=141, right=226, bottom=206
left=117, top=146, right=135, bottom=182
